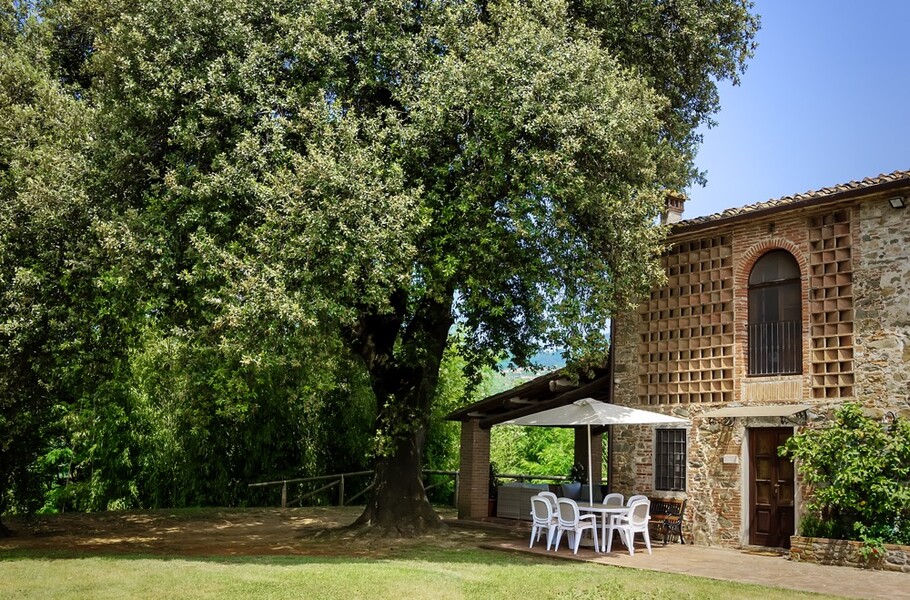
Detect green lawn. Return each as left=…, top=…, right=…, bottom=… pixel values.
left=0, top=548, right=836, bottom=600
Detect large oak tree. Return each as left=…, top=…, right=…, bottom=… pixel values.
left=3, top=0, right=758, bottom=534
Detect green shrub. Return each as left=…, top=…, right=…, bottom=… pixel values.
left=797, top=513, right=836, bottom=539
left=781, top=403, right=910, bottom=552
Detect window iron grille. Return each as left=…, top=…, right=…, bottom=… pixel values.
left=655, top=429, right=686, bottom=491
left=748, top=320, right=802, bottom=376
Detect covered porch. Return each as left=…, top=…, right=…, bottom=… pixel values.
left=446, top=361, right=613, bottom=520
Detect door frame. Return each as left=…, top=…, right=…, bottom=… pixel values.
left=745, top=426, right=796, bottom=548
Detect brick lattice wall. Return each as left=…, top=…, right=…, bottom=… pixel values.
left=807, top=210, right=855, bottom=400
left=636, top=234, right=735, bottom=405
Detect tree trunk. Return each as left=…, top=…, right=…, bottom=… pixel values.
left=352, top=422, right=444, bottom=535
left=0, top=515, right=12, bottom=538
left=350, top=290, right=453, bottom=535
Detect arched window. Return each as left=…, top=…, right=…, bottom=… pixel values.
left=748, top=250, right=802, bottom=375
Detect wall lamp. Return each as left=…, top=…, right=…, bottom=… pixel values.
left=883, top=410, right=896, bottom=424
left=888, top=196, right=906, bottom=209
left=779, top=409, right=809, bottom=426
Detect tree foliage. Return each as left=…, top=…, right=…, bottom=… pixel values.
left=1, top=0, right=759, bottom=535
left=492, top=426, right=576, bottom=478
left=780, top=404, right=910, bottom=549
left=0, top=3, right=105, bottom=529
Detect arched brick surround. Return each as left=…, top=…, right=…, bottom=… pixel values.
left=736, top=239, right=809, bottom=287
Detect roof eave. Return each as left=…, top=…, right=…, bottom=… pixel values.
left=444, top=367, right=564, bottom=422
left=671, top=176, right=910, bottom=237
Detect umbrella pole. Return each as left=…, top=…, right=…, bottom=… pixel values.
left=587, top=424, right=594, bottom=505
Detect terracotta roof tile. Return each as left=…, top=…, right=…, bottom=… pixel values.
left=679, top=169, right=910, bottom=228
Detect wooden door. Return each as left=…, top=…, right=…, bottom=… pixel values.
left=749, top=427, right=795, bottom=548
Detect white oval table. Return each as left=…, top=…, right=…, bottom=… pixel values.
left=576, top=501, right=632, bottom=552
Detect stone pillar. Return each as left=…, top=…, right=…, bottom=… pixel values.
left=573, top=427, right=604, bottom=484
left=457, top=419, right=490, bottom=519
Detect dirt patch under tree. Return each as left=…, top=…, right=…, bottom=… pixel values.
left=0, top=506, right=523, bottom=558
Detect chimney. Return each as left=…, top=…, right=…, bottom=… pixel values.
left=662, top=191, right=686, bottom=225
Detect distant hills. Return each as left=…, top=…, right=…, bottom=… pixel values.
left=490, top=351, right=566, bottom=395
left=497, top=350, right=565, bottom=371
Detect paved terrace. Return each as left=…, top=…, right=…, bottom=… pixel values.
left=451, top=518, right=909, bottom=600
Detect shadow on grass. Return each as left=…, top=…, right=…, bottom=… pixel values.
left=0, top=505, right=544, bottom=566
left=0, top=545, right=559, bottom=568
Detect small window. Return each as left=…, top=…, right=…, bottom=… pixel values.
left=655, top=429, right=687, bottom=491
left=748, top=250, right=802, bottom=375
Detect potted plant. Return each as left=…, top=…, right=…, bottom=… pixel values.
left=488, top=462, right=501, bottom=517
left=569, top=461, right=586, bottom=484
left=559, top=461, right=586, bottom=500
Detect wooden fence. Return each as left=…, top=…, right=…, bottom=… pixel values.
left=248, top=469, right=460, bottom=508
left=248, top=470, right=573, bottom=508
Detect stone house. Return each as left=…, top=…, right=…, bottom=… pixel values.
left=449, top=169, right=910, bottom=549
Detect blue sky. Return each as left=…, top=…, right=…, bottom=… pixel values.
left=684, top=0, right=910, bottom=219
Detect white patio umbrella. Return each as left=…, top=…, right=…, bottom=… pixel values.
left=501, top=397, right=689, bottom=504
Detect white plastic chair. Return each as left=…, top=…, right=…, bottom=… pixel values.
left=609, top=498, right=652, bottom=556
left=599, top=492, right=625, bottom=550
left=626, top=494, right=648, bottom=506
left=538, top=490, right=559, bottom=508
left=602, top=492, right=624, bottom=507
left=554, top=498, right=599, bottom=554
left=529, top=495, right=558, bottom=550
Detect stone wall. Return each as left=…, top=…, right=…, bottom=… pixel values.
left=853, top=198, right=910, bottom=414
left=686, top=416, right=744, bottom=545
left=611, top=310, right=649, bottom=495
left=790, top=536, right=910, bottom=573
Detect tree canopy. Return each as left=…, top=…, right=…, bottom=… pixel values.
left=1, top=0, right=758, bottom=535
